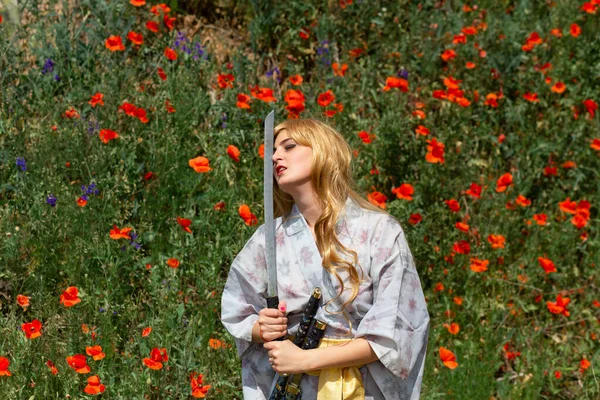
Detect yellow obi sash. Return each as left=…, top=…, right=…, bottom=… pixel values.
left=304, top=337, right=365, bottom=400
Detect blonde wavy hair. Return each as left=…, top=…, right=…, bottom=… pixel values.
left=272, top=118, right=388, bottom=331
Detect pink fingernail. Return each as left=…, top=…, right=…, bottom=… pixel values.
left=279, top=306, right=286, bottom=312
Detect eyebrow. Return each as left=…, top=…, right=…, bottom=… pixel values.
left=273, top=138, right=294, bottom=152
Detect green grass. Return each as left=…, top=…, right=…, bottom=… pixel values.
left=1, top=0, right=599, bottom=398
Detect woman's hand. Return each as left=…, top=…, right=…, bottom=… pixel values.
left=256, top=301, right=287, bottom=342
left=263, top=339, right=311, bottom=375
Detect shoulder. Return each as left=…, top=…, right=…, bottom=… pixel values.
left=244, top=216, right=285, bottom=243
left=360, top=208, right=404, bottom=236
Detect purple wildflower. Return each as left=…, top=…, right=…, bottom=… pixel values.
left=46, top=194, right=57, bottom=207
left=42, top=59, right=55, bottom=74
left=397, top=68, right=409, bottom=79
left=15, top=157, right=26, bottom=172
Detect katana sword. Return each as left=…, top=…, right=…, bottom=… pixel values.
left=263, top=110, right=280, bottom=312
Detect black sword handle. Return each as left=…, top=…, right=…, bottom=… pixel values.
left=269, top=288, right=322, bottom=400
left=266, top=295, right=286, bottom=342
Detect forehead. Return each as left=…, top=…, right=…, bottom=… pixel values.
left=274, top=130, right=293, bottom=146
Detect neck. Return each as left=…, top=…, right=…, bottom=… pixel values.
left=292, top=191, right=321, bottom=228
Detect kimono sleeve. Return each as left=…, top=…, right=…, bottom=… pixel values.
left=355, top=215, right=430, bottom=379
left=220, top=224, right=268, bottom=359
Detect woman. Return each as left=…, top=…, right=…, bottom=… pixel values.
left=221, top=119, right=430, bottom=399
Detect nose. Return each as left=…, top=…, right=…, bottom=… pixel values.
left=271, top=147, right=282, bottom=164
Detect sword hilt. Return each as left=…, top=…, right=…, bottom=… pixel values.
left=266, top=295, right=285, bottom=342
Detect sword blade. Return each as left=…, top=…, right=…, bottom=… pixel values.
left=263, top=110, right=277, bottom=298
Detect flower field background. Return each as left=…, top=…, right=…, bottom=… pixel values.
left=1, top=0, right=599, bottom=398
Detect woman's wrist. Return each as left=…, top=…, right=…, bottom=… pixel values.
left=303, top=348, right=319, bottom=371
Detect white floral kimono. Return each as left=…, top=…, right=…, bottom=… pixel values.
left=221, top=197, right=430, bottom=399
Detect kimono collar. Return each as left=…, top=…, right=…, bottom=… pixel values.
left=283, top=196, right=363, bottom=238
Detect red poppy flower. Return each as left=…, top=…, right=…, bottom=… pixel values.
left=89, top=93, right=104, bottom=107
left=570, top=23, right=582, bottom=37
left=453, top=33, right=467, bottom=44
left=332, top=63, right=348, bottom=77
left=551, top=81, right=566, bottom=93
left=216, top=73, right=235, bottom=89
left=238, top=204, right=258, bottom=226
left=127, top=31, right=143, bottom=45
left=408, top=213, right=422, bottom=225
left=135, top=107, right=148, bottom=123
left=60, top=286, right=81, bottom=307
left=151, top=3, right=171, bottom=15
left=469, top=257, right=489, bottom=272
left=383, top=77, right=409, bottom=92
left=465, top=183, right=482, bottom=198
left=495, top=173, right=513, bottom=192
left=84, top=375, right=106, bottom=395
left=349, top=48, right=364, bottom=57
left=157, top=67, right=167, bottom=81
left=391, top=183, right=414, bottom=201
left=317, top=90, right=335, bottom=107
left=339, top=0, right=353, bottom=9
left=46, top=360, right=58, bottom=375
left=177, top=218, right=192, bottom=234
left=445, top=199, right=460, bottom=212
left=163, top=14, right=175, bottom=31
left=538, top=257, right=556, bottom=274
left=583, top=99, right=597, bottom=118
left=484, top=93, right=499, bottom=107
left=250, top=85, right=277, bottom=102
left=213, top=201, right=226, bottom=211
left=86, top=346, right=106, bottom=361
left=66, top=354, right=91, bottom=374
left=443, top=322, right=460, bottom=335
left=164, top=47, right=177, bottom=61
left=17, top=294, right=30, bottom=309
left=515, top=194, right=531, bottom=207
left=357, top=131, right=373, bottom=144
left=62, top=107, right=80, bottom=119
left=143, top=348, right=168, bottom=370
left=0, top=357, right=12, bottom=376
left=440, top=49, right=457, bottom=61
left=142, top=327, right=152, bottom=337
left=425, top=138, right=445, bottom=163
left=130, top=0, right=146, bottom=6
left=455, top=221, right=469, bottom=232
left=99, top=129, right=119, bottom=144
left=146, top=21, right=159, bottom=32
left=547, top=294, right=570, bottom=316
left=189, top=156, right=212, bottom=173
left=523, top=92, right=539, bottom=103
left=110, top=225, right=133, bottom=240
left=487, top=234, right=505, bottom=249
left=439, top=347, right=458, bottom=369
left=257, top=144, right=265, bottom=159
left=227, top=145, right=240, bottom=162
left=119, top=102, right=137, bottom=116
left=289, top=74, right=303, bottom=85
left=465, top=62, right=476, bottom=69
left=453, top=240, right=471, bottom=254
left=105, top=35, right=125, bottom=51
left=190, top=372, right=212, bottom=398
left=367, top=191, right=387, bottom=209
left=167, top=258, right=180, bottom=268
left=298, top=28, right=310, bottom=39
left=236, top=93, right=251, bottom=109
